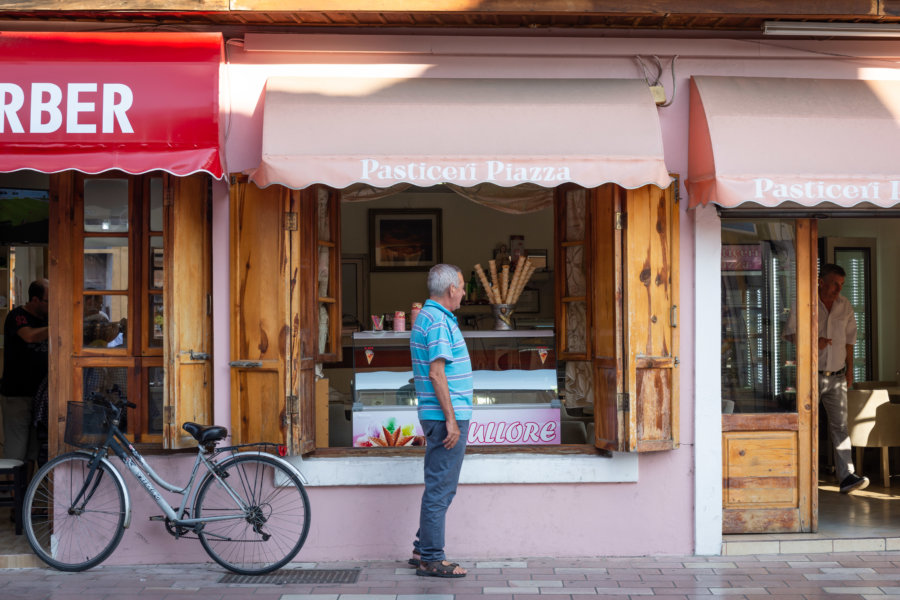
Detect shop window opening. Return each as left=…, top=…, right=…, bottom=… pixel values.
left=829, top=243, right=875, bottom=383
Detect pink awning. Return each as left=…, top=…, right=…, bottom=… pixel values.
left=0, top=32, right=224, bottom=178
left=249, top=77, right=671, bottom=190
left=687, top=76, right=900, bottom=208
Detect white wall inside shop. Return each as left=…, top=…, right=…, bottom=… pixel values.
left=818, top=218, right=900, bottom=381
left=340, top=190, right=555, bottom=325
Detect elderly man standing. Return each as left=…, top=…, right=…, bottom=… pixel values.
left=409, top=264, right=472, bottom=578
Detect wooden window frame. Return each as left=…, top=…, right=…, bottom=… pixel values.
left=50, top=171, right=212, bottom=455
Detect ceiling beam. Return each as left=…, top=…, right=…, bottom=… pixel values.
left=0, top=0, right=885, bottom=17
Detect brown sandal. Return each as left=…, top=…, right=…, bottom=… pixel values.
left=416, top=560, right=466, bottom=578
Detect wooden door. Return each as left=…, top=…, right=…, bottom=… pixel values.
left=721, top=219, right=817, bottom=533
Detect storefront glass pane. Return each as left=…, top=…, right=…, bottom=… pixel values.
left=317, top=187, right=331, bottom=242
left=149, top=294, right=163, bottom=348
left=147, top=367, right=164, bottom=435
left=149, top=237, right=163, bottom=290
left=84, top=179, right=129, bottom=232
left=721, top=220, right=797, bottom=414
left=149, top=177, right=163, bottom=232
left=84, top=237, right=129, bottom=290
left=565, top=189, right=586, bottom=241
left=83, top=295, right=127, bottom=349
left=565, top=301, right=587, bottom=354
left=319, top=304, right=330, bottom=354
left=318, top=246, right=331, bottom=297
left=565, top=246, right=585, bottom=297
left=83, top=366, right=128, bottom=416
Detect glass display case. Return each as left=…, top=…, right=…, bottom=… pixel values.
left=351, top=330, right=559, bottom=447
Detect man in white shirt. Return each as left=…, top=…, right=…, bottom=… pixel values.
left=788, top=263, right=867, bottom=493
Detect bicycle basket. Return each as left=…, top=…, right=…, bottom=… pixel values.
left=64, top=401, right=110, bottom=449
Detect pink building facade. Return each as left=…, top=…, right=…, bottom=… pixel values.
left=6, top=30, right=900, bottom=564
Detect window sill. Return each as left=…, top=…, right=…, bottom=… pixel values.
left=286, top=448, right=638, bottom=487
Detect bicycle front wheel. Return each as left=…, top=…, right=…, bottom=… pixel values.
left=24, top=452, right=127, bottom=571
left=195, top=454, right=311, bottom=575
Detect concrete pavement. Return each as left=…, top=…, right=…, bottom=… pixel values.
left=6, top=552, right=900, bottom=599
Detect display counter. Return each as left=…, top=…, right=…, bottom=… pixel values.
left=351, top=330, right=558, bottom=447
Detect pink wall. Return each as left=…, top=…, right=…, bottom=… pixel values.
left=104, top=447, right=693, bottom=564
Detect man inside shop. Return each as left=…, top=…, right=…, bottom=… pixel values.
left=786, top=264, right=868, bottom=494
left=1, top=279, right=49, bottom=463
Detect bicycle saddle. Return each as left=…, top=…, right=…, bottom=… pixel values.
left=182, top=422, right=228, bottom=443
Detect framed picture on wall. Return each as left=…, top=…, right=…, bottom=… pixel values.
left=369, top=209, right=442, bottom=271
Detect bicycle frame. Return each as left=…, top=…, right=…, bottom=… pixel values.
left=83, top=421, right=280, bottom=533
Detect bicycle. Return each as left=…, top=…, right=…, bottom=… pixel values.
left=23, top=396, right=311, bottom=575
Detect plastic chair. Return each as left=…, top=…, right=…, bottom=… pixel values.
left=848, top=389, right=900, bottom=487
left=0, top=458, right=26, bottom=535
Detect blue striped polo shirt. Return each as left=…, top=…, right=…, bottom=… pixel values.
left=410, top=299, right=473, bottom=422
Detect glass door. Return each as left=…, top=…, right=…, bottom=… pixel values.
left=721, top=218, right=817, bottom=534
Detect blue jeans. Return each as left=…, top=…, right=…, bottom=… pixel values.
left=413, top=419, right=469, bottom=563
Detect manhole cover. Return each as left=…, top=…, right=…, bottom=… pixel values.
left=220, top=568, right=360, bottom=585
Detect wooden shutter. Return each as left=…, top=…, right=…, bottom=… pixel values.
left=589, top=184, right=625, bottom=451
left=554, top=185, right=593, bottom=361
left=163, top=174, right=213, bottom=449
left=229, top=178, right=293, bottom=447
left=579, top=181, right=680, bottom=452
left=621, top=182, right=680, bottom=451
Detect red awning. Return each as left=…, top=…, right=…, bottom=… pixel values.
left=687, top=76, right=900, bottom=208
left=0, top=32, right=224, bottom=178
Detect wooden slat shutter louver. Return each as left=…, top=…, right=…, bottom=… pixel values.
left=163, top=174, right=213, bottom=449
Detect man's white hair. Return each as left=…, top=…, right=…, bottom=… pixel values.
left=427, top=264, right=462, bottom=297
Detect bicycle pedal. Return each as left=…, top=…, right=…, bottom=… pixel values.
left=149, top=515, right=167, bottom=521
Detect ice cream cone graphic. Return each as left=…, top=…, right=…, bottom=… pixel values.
left=538, top=348, right=549, bottom=364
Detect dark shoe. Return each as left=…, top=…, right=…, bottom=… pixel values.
left=408, top=551, right=421, bottom=567
left=416, top=560, right=466, bottom=578
left=840, top=473, right=870, bottom=494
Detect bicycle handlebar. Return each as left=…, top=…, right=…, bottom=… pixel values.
left=87, top=393, right=137, bottom=414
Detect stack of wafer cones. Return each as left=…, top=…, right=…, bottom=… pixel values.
left=474, top=257, right=536, bottom=306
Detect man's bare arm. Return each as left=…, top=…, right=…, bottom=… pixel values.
left=17, top=325, right=48, bottom=344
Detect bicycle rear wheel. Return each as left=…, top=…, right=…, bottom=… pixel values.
left=194, top=454, right=310, bottom=575
left=24, top=452, right=127, bottom=571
